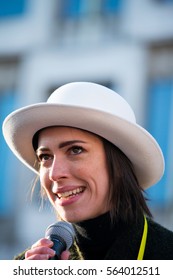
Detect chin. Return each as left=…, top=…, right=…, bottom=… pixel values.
left=57, top=213, right=82, bottom=223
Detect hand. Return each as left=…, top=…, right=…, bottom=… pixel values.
left=25, top=238, right=70, bottom=260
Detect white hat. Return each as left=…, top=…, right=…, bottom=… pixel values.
left=2, top=82, right=164, bottom=189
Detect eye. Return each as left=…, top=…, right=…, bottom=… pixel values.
left=37, top=154, right=52, bottom=162
left=70, top=146, right=83, bottom=155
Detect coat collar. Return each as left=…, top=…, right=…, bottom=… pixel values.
left=70, top=212, right=144, bottom=260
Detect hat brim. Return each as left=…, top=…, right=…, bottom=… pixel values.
left=3, top=103, right=164, bottom=189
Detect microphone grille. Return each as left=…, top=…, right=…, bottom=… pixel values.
left=45, top=221, right=75, bottom=249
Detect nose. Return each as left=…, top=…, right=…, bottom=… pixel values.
left=49, top=156, right=69, bottom=182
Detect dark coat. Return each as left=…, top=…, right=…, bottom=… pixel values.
left=104, top=219, right=173, bottom=260
left=14, top=217, right=173, bottom=260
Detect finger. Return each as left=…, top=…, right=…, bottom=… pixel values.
left=25, top=246, right=55, bottom=259
left=60, top=250, right=70, bottom=260
left=31, top=238, right=53, bottom=249
left=25, top=254, right=50, bottom=260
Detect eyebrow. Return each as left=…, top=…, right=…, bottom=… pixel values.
left=36, top=140, right=86, bottom=154
left=59, top=140, right=86, bottom=149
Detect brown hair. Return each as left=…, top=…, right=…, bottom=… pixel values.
left=102, top=138, right=152, bottom=224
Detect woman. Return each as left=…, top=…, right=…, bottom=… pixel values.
left=3, top=82, right=173, bottom=260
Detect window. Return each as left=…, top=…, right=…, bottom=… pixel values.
left=0, top=92, right=17, bottom=215
left=58, top=0, right=81, bottom=19
left=146, top=43, right=173, bottom=207
left=0, top=0, right=26, bottom=18
left=55, top=0, right=123, bottom=44
left=147, top=79, right=173, bottom=206
left=58, top=0, right=122, bottom=19
left=0, top=57, right=19, bottom=216
left=101, top=0, right=122, bottom=14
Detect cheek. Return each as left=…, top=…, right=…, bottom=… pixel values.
left=93, top=155, right=109, bottom=180
left=94, top=159, right=109, bottom=195
left=39, top=169, right=51, bottom=192
left=84, top=158, right=109, bottom=191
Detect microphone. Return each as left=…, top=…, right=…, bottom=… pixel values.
left=45, top=221, right=75, bottom=260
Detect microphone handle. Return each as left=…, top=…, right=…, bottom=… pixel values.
left=48, top=234, right=66, bottom=260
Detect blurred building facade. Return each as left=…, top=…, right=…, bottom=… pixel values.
left=0, top=0, right=173, bottom=259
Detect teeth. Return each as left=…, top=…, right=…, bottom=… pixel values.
left=57, top=187, right=84, bottom=199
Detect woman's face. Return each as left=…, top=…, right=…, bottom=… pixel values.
left=36, top=126, right=110, bottom=222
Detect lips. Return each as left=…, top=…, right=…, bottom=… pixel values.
left=57, top=187, right=84, bottom=200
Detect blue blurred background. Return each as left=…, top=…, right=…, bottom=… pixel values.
left=0, top=0, right=173, bottom=259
